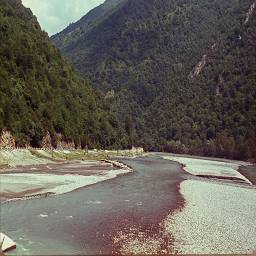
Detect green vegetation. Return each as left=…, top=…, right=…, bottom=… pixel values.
left=32, top=149, right=143, bottom=161
left=53, top=0, right=256, bottom=160
left=0, top=0, right=130, bottom=149
left=0, top=148, right=145, bottom=168
left=51, top=0, right=124, bottom=51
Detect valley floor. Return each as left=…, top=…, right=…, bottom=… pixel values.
left=0, top=152, right=255, bottom=254
left=0, top=149, right=142, bottom=202
left=164, top=178, right=256, bottom=254
left=0, top=148, right=144, bottom=168
left=0, top=161, right=132, bottom=203
left=116, top=154, right=256, bottom=254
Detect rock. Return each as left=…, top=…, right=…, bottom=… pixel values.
left=56, top=133, right=76, bottom=150
left=189, top=54, right=207, bottom=79
left=0, top=233, right=16, bottom=252
left=244, top=2, right=255, bottom=25
left=0, top=130, right=15, bottom=149
left=41, top=131, right=53, bottom=149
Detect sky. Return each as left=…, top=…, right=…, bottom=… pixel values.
left=22, top=0, right=105, bottom=36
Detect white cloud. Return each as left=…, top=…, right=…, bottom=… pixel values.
left=21, top=0, right=105, bottom=36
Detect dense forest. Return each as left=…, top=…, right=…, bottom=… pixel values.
left=0, top=0, right=130, bottom=149
left=53, top=0, right=256, bottom=160
left=52, top=0, right=124, bottom=52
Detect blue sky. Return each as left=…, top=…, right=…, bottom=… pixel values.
left=22, top=0, right=105, bottom=36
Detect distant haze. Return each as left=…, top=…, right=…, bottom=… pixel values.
left=22, top=0, right=105, bottom=36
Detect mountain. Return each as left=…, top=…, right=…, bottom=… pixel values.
left=52, top=0, right=256, bottom=160
left=0, top=0, right=129, bottom=149
left=51, top=0, right=125, bottom=51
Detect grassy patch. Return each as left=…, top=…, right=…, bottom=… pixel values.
left=0, top=149, right=144, bottom=169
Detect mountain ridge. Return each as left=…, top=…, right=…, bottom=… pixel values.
left=51, top=0, right=125, bottom=51
left=52, top=0, right=256, bottom=160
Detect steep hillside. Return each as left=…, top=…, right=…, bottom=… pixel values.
left=141, top=8, right=256, bottom=158
left=51, top=0, right=125, bottom=51
left=0, top=0, right=129, bottom=149
left=52, top=0, right=256, bottom=160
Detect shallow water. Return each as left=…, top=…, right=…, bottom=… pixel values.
left=1, top=155, right=185, bottom=255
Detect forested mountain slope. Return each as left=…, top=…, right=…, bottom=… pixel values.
left=51, top=0, right=125, bottom=51
left=141, top=7, right=256, bottom=159
left=52, top=0, right=256, bottom=160
left=0, top=0, right=128, bottom=149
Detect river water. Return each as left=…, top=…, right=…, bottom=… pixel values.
left=1, top=155, right=187, bottom=255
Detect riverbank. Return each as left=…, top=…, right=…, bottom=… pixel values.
left=113, top=153, right=256, bottom=254
left=159, top=153, right=256, bottom=254
left=0, top=159, right=133, bottom=203
left=1, top=154, right=256, bottom=255
left=0, top=148, right=145, bottom=169
left=0, top=148, right=144, bottom=202
left=0, top=155, right=184, bottom=255
left=162, top=154, right=253, bottom=184
left=164, top=179, right=256, bottom=254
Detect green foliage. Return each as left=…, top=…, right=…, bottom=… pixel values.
left=53, top=0, right=256, bottom=160
left=51, top=0, right=124, bottom=51
left=0, top=0, right=129, bottom=149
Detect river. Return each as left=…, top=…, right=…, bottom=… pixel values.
left=1, top=155, right=187, bottom=255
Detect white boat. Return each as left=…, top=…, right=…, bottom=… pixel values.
left=0, top=233, right=16, bottom=252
